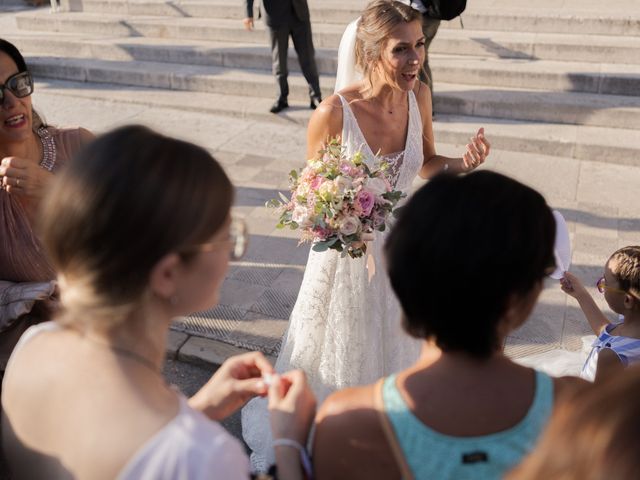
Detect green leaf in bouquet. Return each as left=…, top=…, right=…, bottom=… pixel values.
left=392, top=205, right=405, bottom=218
left=312, top=241, right=330, bottom=252
left=289, top=221, right=299, bottom=230
left=265, top=198, right=281, bottom=209
left=289, top=169, right=299, bottom=181
left=347, top=243, right=367, bottom=258
left=278, top=192, right=291, bottom=204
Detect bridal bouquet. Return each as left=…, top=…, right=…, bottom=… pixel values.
left=268, top=138, right=405, bottom=258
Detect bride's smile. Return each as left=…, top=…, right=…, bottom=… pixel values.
left=377, top=20, right=426, bottom=91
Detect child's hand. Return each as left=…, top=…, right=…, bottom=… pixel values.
left=560, top=271, right=588, bottom=299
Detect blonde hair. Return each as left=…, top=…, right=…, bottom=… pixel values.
left=40, top=126, right=233, bottom=329
left=355, top=1, right=422, bottom=89
left=609, top=246, right=640, bottom=300
left=506, top=371, right=640, bottom=480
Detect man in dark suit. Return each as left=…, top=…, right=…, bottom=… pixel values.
left=243, top=0, right=322, bottom=113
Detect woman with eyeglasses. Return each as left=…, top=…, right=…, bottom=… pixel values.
left=1, top=125, right=316, bottom=479
left=0, top=38, right=94, bottom=376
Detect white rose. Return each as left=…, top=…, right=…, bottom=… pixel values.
left=292, top=205, right=311, bottom=226
left=365, top=177, right=387, bottom=195
left=334, top=175, right=352, bottom=194
left=339, top=215, right=361, bottom=236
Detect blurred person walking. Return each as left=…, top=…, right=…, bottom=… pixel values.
left=243, top=0, right=322, bottom=113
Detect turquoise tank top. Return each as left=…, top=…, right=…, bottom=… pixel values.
left=382, top=370, right=553, bottom=480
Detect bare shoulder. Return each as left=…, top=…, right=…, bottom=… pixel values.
left=316, top=384, right=376, bottom=421
left=552, top=375, right=592, bottom=401
left=314, top=383, right=400, bottom=479
left=309, top=94, right=343, bottom=132
left=413, top=81, right=431, bottom=121
left=307, top=94, right=345, bottom=157
left=2, top=326, right=65, bottom=410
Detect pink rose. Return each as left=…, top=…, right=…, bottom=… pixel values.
left=311, top=176, right=323, bottom=190
left=355, top=190, right=375, bottom=217
left=313, top=225, right=331, bottom=241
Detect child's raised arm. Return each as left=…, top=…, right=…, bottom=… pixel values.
left=561, top=271, right=610, bottom=335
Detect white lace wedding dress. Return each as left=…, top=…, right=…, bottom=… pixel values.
left=241, top=91, right=424, bottom=471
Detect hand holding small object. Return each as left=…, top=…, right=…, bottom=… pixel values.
left=268, top=370, right=316, bottom=445
left=189, top=351, right=274, bottom=421
left=560, top=271, right=588, bottom=300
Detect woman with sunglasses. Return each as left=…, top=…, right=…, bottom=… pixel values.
left=2, top=125, right=316, bottom=479
left=560, top=246, right=640, bottom=382
left=0, top=38, right=94, bottom=375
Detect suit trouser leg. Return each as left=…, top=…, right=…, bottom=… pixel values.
left=290, top=17, right=321, bottom=99
left=269, top=26, right=290, bottom=101
left=419, top=18, right=440, bottom=106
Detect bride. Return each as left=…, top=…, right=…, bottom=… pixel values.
left=242, top=0, right=491, bottom=470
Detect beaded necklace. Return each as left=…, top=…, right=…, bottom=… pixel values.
left=37, top=126, right=57, bottom=172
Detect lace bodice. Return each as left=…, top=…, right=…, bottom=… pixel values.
left=337, top=91, right=423, bottom=193
left=242, top=90, right=424, bottom=473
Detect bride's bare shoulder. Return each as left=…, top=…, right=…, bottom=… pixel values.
left=308, top=94, right=344, bottom=136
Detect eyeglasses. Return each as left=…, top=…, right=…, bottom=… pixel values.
left=596, top=276, right=640, bottom=300
left=182, top=218, right=248, bottom=261
left=0, top=71, right=34, bottom=103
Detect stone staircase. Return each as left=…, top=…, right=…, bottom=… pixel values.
left=2, top=0, right=640, bottom=165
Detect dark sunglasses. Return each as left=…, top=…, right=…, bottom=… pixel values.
left=0, top=71, right=34, bottom=103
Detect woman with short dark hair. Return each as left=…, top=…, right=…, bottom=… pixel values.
left=313, top=171, right=586, bottom=480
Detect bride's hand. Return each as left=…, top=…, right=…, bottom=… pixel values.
left=462, top=128, right=491, bottom=171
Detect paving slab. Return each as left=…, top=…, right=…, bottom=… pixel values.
left=4, top=0, right=640, bottom=371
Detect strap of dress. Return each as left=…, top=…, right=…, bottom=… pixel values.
left=407, top=90, right=422, bottom=149
left=374, top=378, right=414, bottom=480
left=336, top=93, right=359, bottom=144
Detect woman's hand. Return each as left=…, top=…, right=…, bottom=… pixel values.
left=0, top=156, right=54, bottom=199
left=268, top=370, right=316, bottom=445
left=560, top=271, right=588, bottom=300
left=188, top=351, right=275, bottom=421
left=462, top=128, right=491, bottom=171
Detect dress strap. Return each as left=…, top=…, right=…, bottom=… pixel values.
left=335, top=93, right=357, bottom=139
left=374, top=377, right=414, bottom=480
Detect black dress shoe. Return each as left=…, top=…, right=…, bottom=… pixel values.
left=270, top=99, right=288, bottom=114
left=310, top=95, right=322, bottom=110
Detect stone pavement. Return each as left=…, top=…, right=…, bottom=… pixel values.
left=0, top=0, right=639, bottom=369
left=24, top=89, right=640, bottom=367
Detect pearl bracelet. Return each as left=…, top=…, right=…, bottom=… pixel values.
left=273, top=438, right=313, bottom=478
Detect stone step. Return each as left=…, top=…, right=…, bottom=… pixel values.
left=21, top=50, right=640, bottom=101
left=8, top=33, right=341, bottom=75
left=64, top=0, right=640, bottom=37
left=435, top=84, right=640, bottom=131
left=9, top=33, right=639, bottom=129
left=15, top=12, right=640, bottom=65
left=13, top=35, right=639, bottom=129
left=25, top=55, right=336, bottom=102
left=33, top=78, right=640, bottom=167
